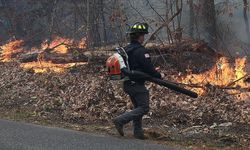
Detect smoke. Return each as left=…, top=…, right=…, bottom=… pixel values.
left=124, top=0, right=250, bottom=57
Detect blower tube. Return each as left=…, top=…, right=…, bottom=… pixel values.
left=122, top=69, right=198, bottom=98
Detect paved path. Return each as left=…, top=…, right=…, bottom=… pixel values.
left=0, top=119, right=180, bottom=150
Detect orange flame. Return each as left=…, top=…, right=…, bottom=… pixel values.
left=0, top=36, right=87, bottom=73
left=41, top=37, right=73, bottom=54
left=0, top=39, right=24, bottom=62
left=41, top=37, right=86, bottom=54
left=20, top=61, right=87, bottom=73
left=78, top=38, right=87, bottom=49
left=178, top=57, right=249, bottom=100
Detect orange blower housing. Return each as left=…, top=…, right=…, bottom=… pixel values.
left=106, top=54, right=126, bottom=80
left=106, top=47, right=129, bottom=80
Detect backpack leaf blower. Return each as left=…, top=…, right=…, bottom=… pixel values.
left=106, top=47, right=198, bottom=98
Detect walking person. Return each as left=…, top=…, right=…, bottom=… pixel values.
left=112, top=22, right=161, bottom=140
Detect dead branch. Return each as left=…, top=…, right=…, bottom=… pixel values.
left=144, top=6, right=182, bottom=46
left=226, top=74, right=250, bottom=87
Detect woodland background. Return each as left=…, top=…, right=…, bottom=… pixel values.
left=0, top=0, right=249, bottom=57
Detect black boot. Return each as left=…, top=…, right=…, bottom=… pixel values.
left=112, top=119, right=124, bottom=136
left=133, top=117, right=145, bottom=140
left=134, top=132, right=145, bottom=140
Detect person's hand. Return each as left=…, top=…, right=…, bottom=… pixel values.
left=155, top=66, right=160, bottom=71
left=160, top=73, right=165, bottom=79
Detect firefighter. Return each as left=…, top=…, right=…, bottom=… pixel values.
left=112, top=22, right=161, bottom=140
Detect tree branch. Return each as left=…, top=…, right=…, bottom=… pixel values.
left=144, top=7, right=182, bottom=46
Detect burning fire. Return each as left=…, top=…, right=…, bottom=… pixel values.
left=41, top=36, right=86, bottom=54
left=41, top=37, right=72, bottom=54
left=178, top=57, right=249, bottom=100
left=0, top=39, right=24, bottom=62
left=0, top=37, right=248, bottom=99
left=0, top=36, right=87, bottom=73
left=20, top=61, right=86, bottom=73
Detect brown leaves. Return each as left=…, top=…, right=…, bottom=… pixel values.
left=0, top=60, right=249, bottom=127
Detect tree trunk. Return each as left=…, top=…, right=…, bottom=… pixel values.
left=201, top=0, right=217, bottom=48
left=243, top=0, right=250, bottom=44
left=189, top=0, right=194, bottom=37
left=86, top=0, right=91, bottom=48
left=100, top=0, right=107, bottom=45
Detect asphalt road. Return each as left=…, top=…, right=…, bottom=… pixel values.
left=0, top=119, right=180, bottom=150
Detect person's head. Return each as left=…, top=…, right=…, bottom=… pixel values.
left=129, top=33, right=145, bottom=44
left=128, top=22, right=149, bottom=44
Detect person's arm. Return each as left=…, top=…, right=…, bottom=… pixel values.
left=135, top=48, right=161, bottom=79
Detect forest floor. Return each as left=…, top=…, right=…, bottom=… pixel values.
left=0, top=61, right=249, bottom=150
left=0, top=41, right=249, bottom=149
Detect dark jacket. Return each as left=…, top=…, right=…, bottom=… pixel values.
left=124, top=41, right=161, bottom=83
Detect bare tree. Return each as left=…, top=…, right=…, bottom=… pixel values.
left=201, top=0, right=217, bottom=48
left=189, top=0, right=194, bottom=37
left=243, top=0, right=250, bottom=44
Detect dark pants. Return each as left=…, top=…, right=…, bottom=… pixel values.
left=114, top=81, right=149, bottom=135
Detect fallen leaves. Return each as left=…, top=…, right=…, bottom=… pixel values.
left=0, top=60, right=249, bottom=127
left=0, top=49, right=249, bottom=148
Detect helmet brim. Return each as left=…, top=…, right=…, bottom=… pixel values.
left=126, top=31, right=149, bottom=34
